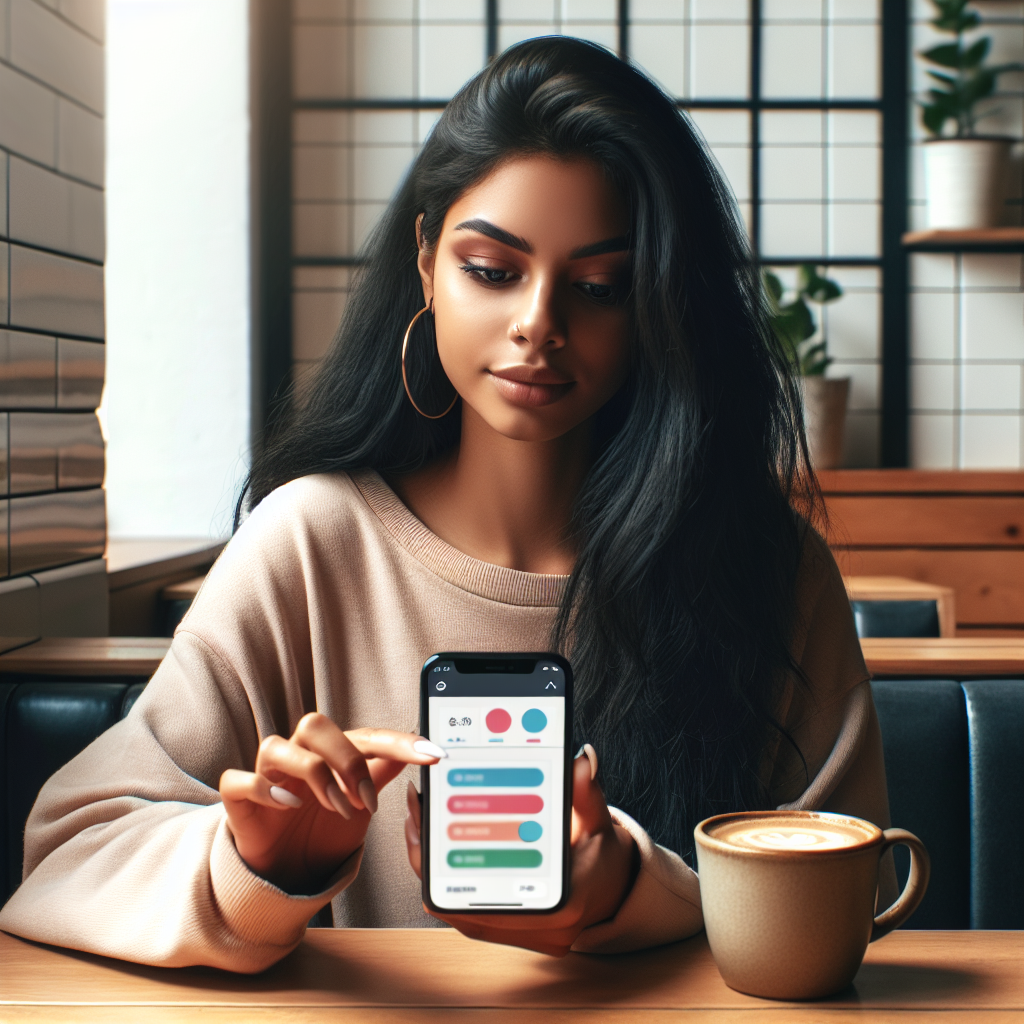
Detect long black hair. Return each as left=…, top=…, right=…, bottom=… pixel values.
left=243, top=37, right=818, bottom=862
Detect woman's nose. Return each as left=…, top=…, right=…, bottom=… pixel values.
left=510, top=279, right=566, bottom=350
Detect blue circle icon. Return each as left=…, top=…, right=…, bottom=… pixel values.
left=518, top=821, right=543, bottom=842
left=522, top=708, right=547, bottom=733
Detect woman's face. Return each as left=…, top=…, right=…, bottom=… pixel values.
left=418, top=155, right=631, bottom=443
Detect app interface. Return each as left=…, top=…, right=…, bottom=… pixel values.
left=426, top=660, right=566, bottom=910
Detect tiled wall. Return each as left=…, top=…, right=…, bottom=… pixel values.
left=0, top=0, right=106, bottom=633
left=289, top=1, right=1023, bottom=469
left=909, top=1, right=1024, bottom=468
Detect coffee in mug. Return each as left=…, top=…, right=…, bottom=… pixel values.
left=695, top=810, right=930, bottom=1000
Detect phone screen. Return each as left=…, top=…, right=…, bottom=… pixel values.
left=421, top=654, right=572, bottom=913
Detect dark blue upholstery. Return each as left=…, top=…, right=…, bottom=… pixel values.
left=962, top=682, right=1024, bottom=929
left=1, top=678, right=1021, bottom=931
left=853, top=600, right=940, bottom=638
left=3, top=682, right=140, bottom=898
left=871, top=680, right=970, bottom=928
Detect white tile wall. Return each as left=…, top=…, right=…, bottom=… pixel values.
left=630, top=1, right=749, bottom=100
left=759, top=110, right=881, bottom=258
left=0, top=152, right=7, bottom=237
left=8, top=155, right=104, bottom=260
left=910, top=253, right=1024, bottom=468
left=9, top=0, right=104, bottom=113
left=0, top=61, right=59, bottom=165
left=762, top=1, right=880, bottom=100
left=9, top=243, right=104, bottom=338
left=2, top=0, right=105, bottom=581
left=57, top=99, right=103, bottom=185
left=293, top=266, right=351, bottom=362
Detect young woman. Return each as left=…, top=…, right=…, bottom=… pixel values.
left=0, top=38, right=893, bottom=970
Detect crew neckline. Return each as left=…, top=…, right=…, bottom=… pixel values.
left=351, top=469, right=569, bottom=608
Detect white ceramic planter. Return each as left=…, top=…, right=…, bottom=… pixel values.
left=802, top=376, right=850, bottom=470
left=924, top=137, right=1013, bottom=229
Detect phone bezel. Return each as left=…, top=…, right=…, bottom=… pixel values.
left=419, top=651, right=574, bottom=915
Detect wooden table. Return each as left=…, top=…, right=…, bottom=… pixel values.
left=861, top=637, right=1024, bottom=677
left=0, top=929, right=1019, bottom=1022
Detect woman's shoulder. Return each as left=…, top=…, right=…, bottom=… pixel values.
left=789, top=522, right=868, bottom=707
left=203, top=471, right=382, bottom=588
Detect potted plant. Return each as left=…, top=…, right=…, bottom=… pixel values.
left=918, top=0, right=1022, bottom=229
left=765, top=264, right=848, bottom=470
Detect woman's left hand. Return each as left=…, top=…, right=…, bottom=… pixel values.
left=404, top=745, right=638, bottom=957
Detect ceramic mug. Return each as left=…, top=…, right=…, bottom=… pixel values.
left=694, top=810, right=930, bottom=1000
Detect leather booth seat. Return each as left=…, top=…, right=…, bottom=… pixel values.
left=1, top=677, right=1022, bottom=928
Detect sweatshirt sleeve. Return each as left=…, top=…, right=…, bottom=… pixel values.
left=0, top=632, right=361, bottom=971
left=572, top=532, right=892, bottom=955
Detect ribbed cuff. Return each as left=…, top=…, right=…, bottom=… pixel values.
left=571, top=807, right=703, bottom=954
left=210, top=812, right=362, bottom=953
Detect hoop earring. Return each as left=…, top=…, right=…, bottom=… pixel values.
left=401, top=303, right=458, bottom=419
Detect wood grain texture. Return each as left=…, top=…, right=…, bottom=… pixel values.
left=816, top=470, right=1024, bottom=495
left=833, top=549, right=1024, bottom=626
left=0, top=930, right=1020, bottom=1015
left=861, top=637, right=1024, bottom=676
left=0, top=637, right=171, bottom=676
left=903, top=227, right=1024, bottom=246
left=825, top=496, right=1024, bottom=548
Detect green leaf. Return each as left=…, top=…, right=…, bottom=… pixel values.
left=763, top=269, right=784, bottom=304
left=925, top=69, right=958, bottom=88
left=773, top=299, right=815, bottom=348
left=921, top=102, right=950, bottom=136
left=965, top=68, right=997, bottom=105
left=922, top=42, right=964, bottom=68
left=933, top=10, right=979, bottom=33
left=799, top=341, right=832, bottom=376
left=962, top=37, right=990, bottom=68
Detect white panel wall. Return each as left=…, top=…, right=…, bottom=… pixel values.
left=909, top=0, right=1024, bottom=468
left=0, top=0, right=107, bottom=607
left=104, top=0, right=250, bottom=539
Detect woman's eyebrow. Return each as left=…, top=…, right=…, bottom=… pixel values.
left=453, top=218, right=532, bottom=254
left=452, top=219, right=629, bottom=260
left=570, top=236, right=630, bottom=259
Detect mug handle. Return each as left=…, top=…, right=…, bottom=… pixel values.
left=870, top=828, right=931, bottom=942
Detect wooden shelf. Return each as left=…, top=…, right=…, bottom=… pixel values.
left=903, top=227, right=1024, bottom=251
left=0, top=637, right=171, bottom=676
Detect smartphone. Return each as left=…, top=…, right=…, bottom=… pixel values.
left=419, top=652, right=574, bottom=914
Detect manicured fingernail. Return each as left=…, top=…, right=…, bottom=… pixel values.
left=405, top=813, right=420, bottom=845
left=582, top=743, right=598, bottom=780
left=575, top=746, right=585, bottom=759
left=358, top=778, right=379, bottom=814
left=270, top=785, right=302, bottom=808
left=326, top=781, right=353, bottom=819
left=413, top=740, right=448, bottom=759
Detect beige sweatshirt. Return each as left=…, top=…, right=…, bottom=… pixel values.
left=0, top=470, right=890, bottom=971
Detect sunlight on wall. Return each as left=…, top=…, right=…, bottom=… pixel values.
left=103, top=0, right=250, bottom=539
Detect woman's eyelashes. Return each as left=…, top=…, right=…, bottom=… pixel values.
left=458, top=261, right=622, bottom=305
left=458, top=261, right=516, bottom=286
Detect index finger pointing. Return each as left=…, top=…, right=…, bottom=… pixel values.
left=344, top=728, right=448, bottom=764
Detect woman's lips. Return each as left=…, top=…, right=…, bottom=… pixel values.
left=487, top=368, right=575, bottom=408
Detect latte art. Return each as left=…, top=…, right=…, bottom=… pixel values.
left=709, top=816, right=872, bottom=852
left=726, top=826, right=859, bottom=851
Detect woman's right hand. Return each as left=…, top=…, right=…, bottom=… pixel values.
left=220, top=712, right=446, bottom=895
